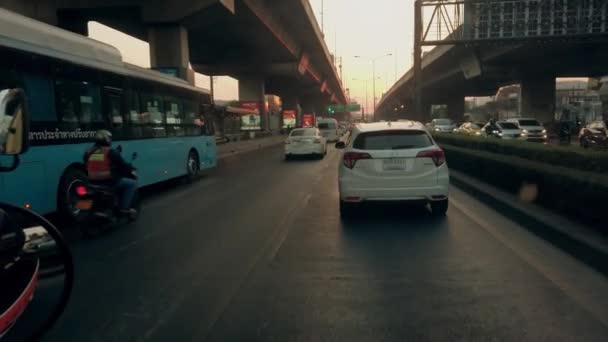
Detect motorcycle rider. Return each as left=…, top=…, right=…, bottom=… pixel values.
left=485, top=118, right=499, bottom=136
left=83, top=130, right=137, bottom=216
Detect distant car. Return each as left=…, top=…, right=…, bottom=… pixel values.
left=455, top=122, right=483, bottom=136
left=317, top=118, right=340, bottom=142
left=429, top=118, right=456, bottom=133
left=284, top=128, right=327, bottom=160
left=335, top=121, right=449, bottom=217
left=481, top=121, right=523, bottom=139
left=579, top=120, right=608, bottom=148
left=506, top=118, right=547, bottom=142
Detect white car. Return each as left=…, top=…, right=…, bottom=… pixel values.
left=506, top=118, right=547, bottom=142
left=317, top=118, right=340, bottom=142
left=481, top=121, right=523, bottom=139
left=284, top=128, right=327, bottom=160
left=336, top=121, right=449, bottom=217
left=430, top=118, right=456, bottom=133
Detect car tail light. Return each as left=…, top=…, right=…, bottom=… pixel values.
left=416, top=148, right=445, bottom=167
left=75, top=185, right=88, bottom=196
left=284, top=139, right=291, bottom=144
left=343, top=152, right=372, bottom=169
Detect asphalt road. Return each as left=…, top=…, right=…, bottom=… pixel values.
left=22, top=144, right=608, bottom=341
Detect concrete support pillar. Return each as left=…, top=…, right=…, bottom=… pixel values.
left=598, top=82, right=608, bottom=121
left=446, top=96, right=465, bottom=122
left=280, top=93, right=301, bottom=128
left=301, top=98, right=316, bottom=127
left=238, top=77, right=268, bottom=131
left=148, top=25, right=194, bottom=84
left=414, top=101, right=432, bottom=123
left=520, top=75, right=556, bottom=125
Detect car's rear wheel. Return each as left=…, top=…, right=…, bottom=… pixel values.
left=581, top=138, right=590, bottom=148
left=430, top=199, right=448, bottom=216
left=284, top=154, right=291, bottom=161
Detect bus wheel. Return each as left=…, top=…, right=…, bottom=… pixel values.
left=186, top=150, right=200, bottom=183
left=58, top=167, right=88, bottom=223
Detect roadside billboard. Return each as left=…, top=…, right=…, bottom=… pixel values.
left=282, top=110, right=296, bottom=128
left=238, top=102, right=261, bottom=131
left=302, top=113, right=315, bottom=128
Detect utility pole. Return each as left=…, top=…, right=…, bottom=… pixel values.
left=394, top=50, right=398, bottom=83
left=372, top=61, right=376, bottom=121
left=413, top=0, right=423, bottom=120
left=320, top=0, right=324, bottom=35
left=209, top=75, right=215, bottom=104
left=355, top=54, right=392, bottom=121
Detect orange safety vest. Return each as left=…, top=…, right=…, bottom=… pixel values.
left=86, top=147, right=112, bottom=181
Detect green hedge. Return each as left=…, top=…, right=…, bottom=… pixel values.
left=433, top=133, right=608, bottom=174
left=443, top=144, right=607, bottom=226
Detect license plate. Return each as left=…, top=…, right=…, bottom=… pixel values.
left=76, top=200, right=93, bottom=210
left=383, top=158, right=407, bottom=171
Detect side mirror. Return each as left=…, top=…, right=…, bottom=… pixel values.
left=0, top=88, right=29, bottom=155
left=116, top=145, right=122, bottom=153
left=335, top=141, right=346, bottom=149
left=0, top=203, right=74, bottom=341
left=132, top=152, right=138, bottom=161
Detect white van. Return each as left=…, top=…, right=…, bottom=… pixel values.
left=317, top=118, right=340, bottom=142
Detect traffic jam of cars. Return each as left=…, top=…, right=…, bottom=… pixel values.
left=426, top=117, right=608, bottom=149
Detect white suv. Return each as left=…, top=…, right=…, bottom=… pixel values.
left=336, top=121, right=449, bottom=217
left=506, top=118, right=547, bottom=142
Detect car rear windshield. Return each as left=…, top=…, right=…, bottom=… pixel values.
left=519, top=119, right=541, bottom=126
left=318, top=122, right=336, bottom=129
left=353, top=130, right=433, bottom=150
left=290, top=129, right=317, bottom=136
left=498, top=122, right=519, bottom=129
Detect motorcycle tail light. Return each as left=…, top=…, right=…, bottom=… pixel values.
left=76, top=185, right=87, bottom=196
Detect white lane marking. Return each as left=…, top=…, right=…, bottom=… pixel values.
left=191, top=191, right=314, bottom=342
left=139, top=188, right=315, bottom=340
left=451, top=192, right=608, bottom=328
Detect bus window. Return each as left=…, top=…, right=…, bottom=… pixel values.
left=107, top=94, right=122, bottom=125
left=165, top=96, right=185, bottom=137
left=103, top=88, right=128, bottom=140
left=54, top=79, right=102, bottom=124
left=23, top=74, right=56, bottom=122
left=183, top=98, right=201, bottom=136
left=141, top=92, right=166, bottom=137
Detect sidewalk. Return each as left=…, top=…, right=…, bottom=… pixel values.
left=217, top=134, right=286, bottom=159
left=450, top=170, right=608, bottom=276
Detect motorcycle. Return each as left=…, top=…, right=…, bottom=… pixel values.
left=0, top=88, right=74, bottom=341
left=74, top=148, right=141, bottom=231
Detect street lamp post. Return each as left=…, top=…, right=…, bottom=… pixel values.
left=355, top=53, right=392, bottom=121
left=351, top=78, right=369, bottom=119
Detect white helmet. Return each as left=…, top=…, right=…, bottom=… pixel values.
left=94, top=130, right=112, bottom=146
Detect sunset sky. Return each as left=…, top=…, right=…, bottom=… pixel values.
left=87, top=0, right=416, bottom=113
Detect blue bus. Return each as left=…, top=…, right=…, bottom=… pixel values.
left=0, top=9, right=217, bottom=219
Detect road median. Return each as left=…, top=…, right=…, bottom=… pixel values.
left=449, top=168, right=608, bottom=277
